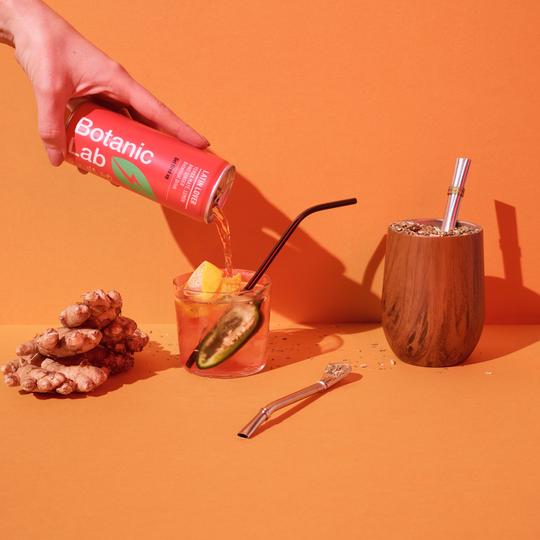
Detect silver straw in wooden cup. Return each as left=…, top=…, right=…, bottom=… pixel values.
left=442, top=157, right=471, bottom=232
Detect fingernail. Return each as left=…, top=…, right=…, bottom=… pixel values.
left=183, top=125, right=209, bottom=148
left=46, top=148, right=64, bottom=167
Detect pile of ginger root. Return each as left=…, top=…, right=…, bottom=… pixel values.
left=1, top=289, right=148, bottom=395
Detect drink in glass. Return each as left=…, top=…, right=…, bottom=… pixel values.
left=174, top=269, right=271, bottom=377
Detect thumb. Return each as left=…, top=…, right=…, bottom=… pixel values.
left=35, top=91, right=67, bottom=166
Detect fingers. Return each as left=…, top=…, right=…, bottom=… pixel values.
left=110, top=67, right=209, bottom=148
left=35, top=91, right=67, bottom=166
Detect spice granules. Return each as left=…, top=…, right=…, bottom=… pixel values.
left=390, top=220, right=480, bottom=237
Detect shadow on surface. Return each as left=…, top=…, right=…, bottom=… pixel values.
left=264, top=323, right=381, bottom=371
left=94, top=340, right=179, bottom=395
left=465, top=325, right=540, bottom=364
left=265, top=328, right=345, bottom=371
left=249, top=373, right=362, bottom=438
left=485, top=201, right=540, bottom=323
left=162, top=174, right=384, bottom=323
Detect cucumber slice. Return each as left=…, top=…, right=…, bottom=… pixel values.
left=192, top=302, right=262, bottom=369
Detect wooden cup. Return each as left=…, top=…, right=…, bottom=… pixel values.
left=382, top=219, right=484, bottom=367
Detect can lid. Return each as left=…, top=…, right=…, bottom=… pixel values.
left=64, top=98, right=88, bottom=128
left=204, top=165, right=235, bottom=223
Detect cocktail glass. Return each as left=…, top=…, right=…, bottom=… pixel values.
left=173, top=269, right=271, bottom=378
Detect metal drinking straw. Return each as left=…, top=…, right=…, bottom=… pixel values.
left=244, top=198, right=358, bottom=290
left=238, top=362, right=352, bottom=438
left=442, top=157, right=471, bottom=232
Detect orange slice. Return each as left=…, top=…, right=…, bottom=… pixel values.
left=220, top=273, right=243, bottom=294
left=185, top=260, right=223, bottom=302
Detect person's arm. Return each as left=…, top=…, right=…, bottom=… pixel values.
left=0, top=0, right=208, bottom=166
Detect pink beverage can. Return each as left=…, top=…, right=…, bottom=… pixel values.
left=65, top=101, right=234, bottom=222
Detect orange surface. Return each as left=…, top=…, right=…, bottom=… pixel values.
left=0, top=1, right=539, bottom=324
left=1, top=322, right=539, bottom=539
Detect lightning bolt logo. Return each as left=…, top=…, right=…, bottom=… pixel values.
left=111, top=157, right=157, bottom=201
left=114, top=160, right=141, bottom=186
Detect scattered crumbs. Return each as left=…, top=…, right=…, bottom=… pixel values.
left=390, top=359, right=396, bottom=366
left=282, top=337, right=287, bottom=340
left=359, top=363, right=369, bottom=368
left=379, top=349, right=386, bottom=353
left=377, top=361, right=385, bottom=370
left=484, top=370, right=493, bottom=375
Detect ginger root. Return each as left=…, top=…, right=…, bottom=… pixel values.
left=17, top=327, right=102, bottom=358
left=100, top=316, right=149, bottom=353
left=61, top=346, right=134, bottom=375
left=2, top=289, right=149, bottom=395
left=60, top=289, right=122, bottom=329
left=2, top=356, right=108, bottom=394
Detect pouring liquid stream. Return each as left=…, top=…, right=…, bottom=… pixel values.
left=212, top=206, right=233, bottom=277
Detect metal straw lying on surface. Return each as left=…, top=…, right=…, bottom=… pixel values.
left=442, top=157, right=471, bottom=232
left=237, top=362, right=352, bottom=439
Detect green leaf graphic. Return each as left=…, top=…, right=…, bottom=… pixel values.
left=111, top=157, right=156, bottom=201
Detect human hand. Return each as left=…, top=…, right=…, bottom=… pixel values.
left=0, top=0, right=208, bottom=166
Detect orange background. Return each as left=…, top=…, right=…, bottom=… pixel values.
left=1, top=0, right=539, bottom=324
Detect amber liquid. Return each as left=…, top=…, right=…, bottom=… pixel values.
left=212, top=206, right=233, bottom=276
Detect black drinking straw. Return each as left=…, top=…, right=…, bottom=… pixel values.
left=186, top=197, right=357, bottom=368
left=244, top=198, right=358, bottom=290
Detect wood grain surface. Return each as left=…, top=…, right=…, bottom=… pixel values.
left=382, top=220, right=484, bottom=367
